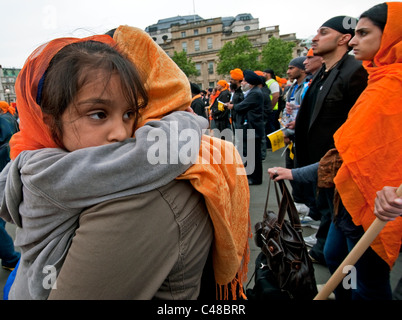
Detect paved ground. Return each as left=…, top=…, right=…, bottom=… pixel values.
left=1, top=148, right=401, bottom=300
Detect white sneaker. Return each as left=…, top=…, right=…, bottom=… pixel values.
left=300, top=215, right=320, bottom=229
left=303, top=233, right=317, bottom=247
left=295, top=202, right=310, bottom=215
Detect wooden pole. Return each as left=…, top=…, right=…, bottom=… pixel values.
left=314, top=184, right=402, bottom=300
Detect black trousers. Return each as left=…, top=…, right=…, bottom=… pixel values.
left=246, top=137, right=262, bottom=184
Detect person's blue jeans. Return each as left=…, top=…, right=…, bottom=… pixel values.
left=324, top=221, right=392, bottom=300
left=0, top=218, right=20, bottom=269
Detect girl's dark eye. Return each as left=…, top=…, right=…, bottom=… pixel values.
left=89, top=111, right=107, bottom=120
left=124, top=110, right=135, bottom=120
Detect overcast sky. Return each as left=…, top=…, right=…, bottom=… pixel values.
left=1, top=0, right=382, bottom=68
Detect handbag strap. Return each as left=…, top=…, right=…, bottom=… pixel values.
left=264, top=178, right=281, bottom=214
left=277, top=180, right=302, bottom=230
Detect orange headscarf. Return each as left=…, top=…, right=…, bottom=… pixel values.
left=10, top=35, right=116, bottom=159
left=334, top=2, right=402, bottom=268
left=12, top=26, right=250, bottom=298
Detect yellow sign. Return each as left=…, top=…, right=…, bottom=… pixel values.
left=218, top=101, right=225, bottom=111
left=288, top=141, right=294, bottom=160
left=267, top=129, right=285, bottom=152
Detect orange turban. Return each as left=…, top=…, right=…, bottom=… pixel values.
left=0, top=100, right=16, bottom=115
left=230, top=68, right=243, bottom=81
left=254, top=70, right=264, bottom=76
left=276, top=76, right=287, bottom=84
left=307, top=48, right=314, bottom=57
left=217, top=80, right=229, bottom=90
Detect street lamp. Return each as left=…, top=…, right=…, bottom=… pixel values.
left=5, top=88, right=11, bottom=104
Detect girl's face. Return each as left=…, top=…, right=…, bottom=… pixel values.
left=61, top=71, right=136, bottom=151
left=349, top=17, right=383, bottom=62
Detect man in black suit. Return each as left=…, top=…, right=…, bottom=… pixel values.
left=293, top=16, right=368, bottom=264
left=295, top=17, right=368, bottom=167
left=228, top=70, right=265, bottom=185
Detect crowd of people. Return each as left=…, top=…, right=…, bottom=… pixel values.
left=0, top=2, right=401, bottom=301
left=268, top=2, right=402, bottom=300
left=189, top=66, right=288, bottom=185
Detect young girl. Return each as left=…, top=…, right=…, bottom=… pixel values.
left=1, top=27, right=251, bottom=300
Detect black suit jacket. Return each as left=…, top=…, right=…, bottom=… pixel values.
left=191, top=97, right=207, bottom=118
left=234, top=86, right=265, bottom=139
left=294, top=53, right=368, bottom=167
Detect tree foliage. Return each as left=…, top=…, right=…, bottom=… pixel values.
left=171, top=50, right=198, bottom=77
left=260, top=37, right=296, bottom=77
left=216, top=35, right=296, bottom=78
left=216, top=36, right=260, bottom=75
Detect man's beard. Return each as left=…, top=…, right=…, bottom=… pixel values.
left=241, top=83, right=251, bottom=92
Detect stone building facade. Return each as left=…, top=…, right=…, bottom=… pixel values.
left=146, top=13, right=303, bottom=89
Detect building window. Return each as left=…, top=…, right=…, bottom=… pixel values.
left=194, top=29, right=199, bottom=35
left=208, top=62, right=214, bottom=74
left=244, top=26, right=250, bottom=31
left=206, top=27, right=212, bottom=33
left=182, top=42, right=187, bottom=52
left=181, top=31, right=186, bottom=38
left=194, top=40, right=200, bottom=51
left=195, top=63, right=201, bottom=76
left=207, top=38, right=213, bottom=50
left=209, top=81, right=215, bottom=88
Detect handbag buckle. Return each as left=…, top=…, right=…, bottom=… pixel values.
left=291, top=260, right=302, bottom=270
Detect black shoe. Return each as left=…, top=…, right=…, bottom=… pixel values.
left=308, top=249, right=326, bottom=266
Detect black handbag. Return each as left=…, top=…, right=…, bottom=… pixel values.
left=252, top=179, right=318, bottom=299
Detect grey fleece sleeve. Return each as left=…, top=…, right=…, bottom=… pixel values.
left=15, top=111, right=208, bottom=210
left=291, top=162, right=319, bottom=185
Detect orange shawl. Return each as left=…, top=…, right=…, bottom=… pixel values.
left=334, top=2, right=402, bottom=268
left=114, top=27, right=250, bottom=298
left=11, top=26, right=251, bottom=298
